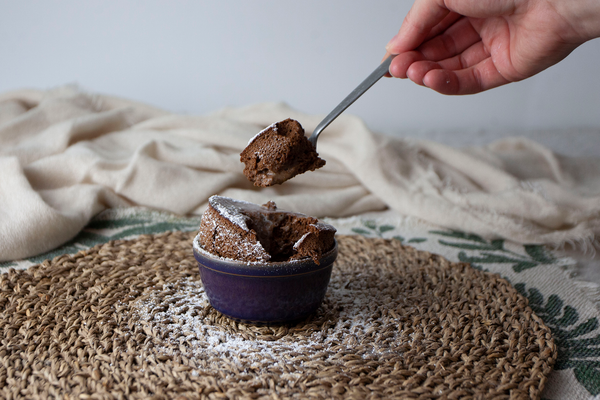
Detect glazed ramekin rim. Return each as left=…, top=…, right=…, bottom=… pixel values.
left=193, top=234, right=338, bottom=274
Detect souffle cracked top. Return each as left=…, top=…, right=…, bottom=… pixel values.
left=197, top=195, right=336, bottom=264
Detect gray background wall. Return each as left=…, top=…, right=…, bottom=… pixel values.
left=2, top=0, right=599, bottom=155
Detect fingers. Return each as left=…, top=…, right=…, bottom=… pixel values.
left=390, top=41, right=509, bottom=94
left=445, top=0, right=518, bottom=18
left=436, top=41, right=491, bottom=71
left=389, top=51, right=425, bottom=79
left=424, top=11, right=463, bottom=41
left=422, top=58, right=510, bottom=95
left=384, top=0, right=520, bottom=94
left=418, top=17, right=481, bottom=61
left=386, top=0, right=519, bottom=57
left=388, top=22, right=485, bottom=80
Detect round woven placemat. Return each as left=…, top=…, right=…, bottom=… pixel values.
left=0, top=231, right=556, bottom=399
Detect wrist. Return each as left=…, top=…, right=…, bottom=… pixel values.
left=550, top=0, right=600, bottom=42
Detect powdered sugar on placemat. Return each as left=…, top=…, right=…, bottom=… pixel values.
left=131, top=274, right=404, bottom=369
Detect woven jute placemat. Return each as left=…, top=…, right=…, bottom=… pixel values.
left=0, top=231, right=556, bottom=399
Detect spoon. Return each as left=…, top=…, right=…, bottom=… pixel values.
left=308, top=55, right=394, bottom=148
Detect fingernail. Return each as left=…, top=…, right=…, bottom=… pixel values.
left=385, top=34, right=398, bottom=51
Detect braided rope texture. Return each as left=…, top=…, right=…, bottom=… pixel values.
left=0, top=232, right=556, bottom=399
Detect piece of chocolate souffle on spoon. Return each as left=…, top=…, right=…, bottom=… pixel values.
left=240, top=56, right=393, bottom=187
left=240, top=118, right=325, bottom=187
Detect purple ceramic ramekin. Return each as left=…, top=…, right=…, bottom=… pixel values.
left=193, top=235, right=338, bottom=324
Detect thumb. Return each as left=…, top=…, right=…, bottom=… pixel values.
left=386, top=0, right=451, bottom=54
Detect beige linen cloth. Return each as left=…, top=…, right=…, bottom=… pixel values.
left=1, top=86, right=599, bottom=261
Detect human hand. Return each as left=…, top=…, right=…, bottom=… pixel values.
left=385, top=0, right=600, bottom=95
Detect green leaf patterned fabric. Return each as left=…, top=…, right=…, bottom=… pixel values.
left=329, top=216, right=600, bottom=399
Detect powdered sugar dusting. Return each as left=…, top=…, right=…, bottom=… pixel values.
left=209, top=196, right=255, bottom=231
left=133, top=279, right=331, bottom=364
left=247, top=122, right=278, bottom=146
left=293, top=232, right=310, bottom=250
left=194, top=233, right=304, bottom=265
left=312, top=222, right=336, bottom=232
left=130, top=270, right=408, bottom=373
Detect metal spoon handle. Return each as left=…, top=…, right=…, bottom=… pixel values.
left=308, top=55, right=393, bottom=148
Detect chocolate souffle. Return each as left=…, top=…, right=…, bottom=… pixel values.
left=197, top=195, right=336, bottom=264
